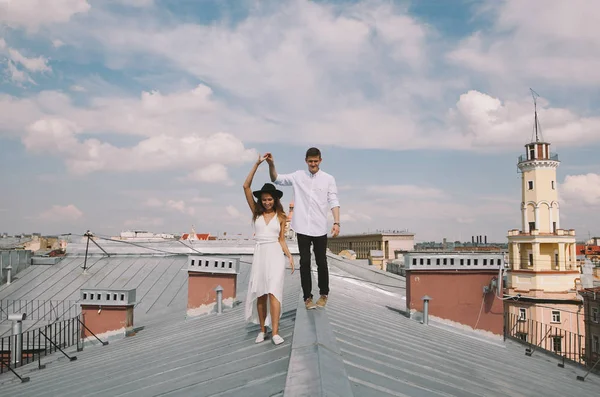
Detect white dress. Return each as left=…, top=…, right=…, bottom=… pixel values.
left=245, top=214, right=286, bottom=328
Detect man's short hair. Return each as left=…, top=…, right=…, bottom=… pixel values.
left=306, top=147, right=321, bottom=158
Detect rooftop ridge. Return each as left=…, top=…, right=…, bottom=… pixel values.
left=283, top=294, right=354, bottom=397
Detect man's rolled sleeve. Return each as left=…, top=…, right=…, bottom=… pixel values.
left=274, top=172, right=294, bottom=186
left=328, top=177, right=340, bottom=209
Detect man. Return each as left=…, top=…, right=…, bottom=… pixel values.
left=266, top=147, right=340, bottom=310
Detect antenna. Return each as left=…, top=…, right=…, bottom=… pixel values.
left=530, top=88, right=544, bottom=142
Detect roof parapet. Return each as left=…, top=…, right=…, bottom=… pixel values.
left=187, top=255, right=240, bottom=274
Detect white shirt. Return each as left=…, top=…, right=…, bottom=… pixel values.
left=274, top=169, right=340, bottom=237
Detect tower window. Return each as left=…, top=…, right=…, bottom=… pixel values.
left=528, top=181, right=534, bottom=190
left=519, top=308, right=527, bottom=321
left=551, top=310, right=561, bottom=323
left=552, top=181, right=555, bottom=189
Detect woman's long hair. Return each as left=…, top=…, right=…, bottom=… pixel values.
left=253, top=193, right=287, bottom=224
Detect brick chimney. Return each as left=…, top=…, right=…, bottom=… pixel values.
left=187, top=255, right=239, bottom=317
left=80, top=288, right=136, bottom=338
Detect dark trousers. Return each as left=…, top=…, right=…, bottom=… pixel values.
left=297, top=233, right=329, bottom=301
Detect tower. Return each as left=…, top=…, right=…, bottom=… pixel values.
left=505, top=91, right=582, bottom=360
left=285, top=202, right=296, bottom=240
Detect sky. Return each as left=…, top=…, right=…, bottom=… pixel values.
left=1, top=0, right=599, bottom=243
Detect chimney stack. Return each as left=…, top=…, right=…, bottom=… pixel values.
left=187, top=256, right=240, bottom=317
left=472, top=236, right=474, bottom=244
left=80, top=288, right=136, bottom=339
left=485, top=235, right=487, bottom=244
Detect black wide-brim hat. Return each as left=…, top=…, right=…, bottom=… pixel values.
left=253, top=183, right=283, bottom=200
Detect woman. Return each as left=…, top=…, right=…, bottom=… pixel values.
left=243, top=154, right=295, bottom=345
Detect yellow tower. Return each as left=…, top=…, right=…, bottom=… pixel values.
left=505, top=92, right=583, bottom=361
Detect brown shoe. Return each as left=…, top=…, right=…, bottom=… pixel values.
left=305, top=298, right=317, bottom=310
left=316, top=295, right=328, bottom=308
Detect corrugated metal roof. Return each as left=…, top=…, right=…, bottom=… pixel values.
left=0, top=240, right=298, bottom=334
left=325, top=259, right=600, bottom=396
left=65, top=239, right=274, bottom=256
left=0, top=256, right=301, bottom=396
left=2, top=246, right=599, bottom=396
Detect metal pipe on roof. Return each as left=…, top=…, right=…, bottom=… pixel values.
left=215, top=285, right=223, bottom=314
left=422, top=296, right=431, bottom=325
left=6, top=265, right=12, bottom=285
left=9, top=313, right=26, bottom=365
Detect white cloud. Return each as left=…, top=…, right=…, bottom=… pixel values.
left=3, top=0, right=596, bottom=158
left=142, top=198, right=197, bottom=216
left=182, top=164, right=232, bottom=185
left=5, top=61, right=33, bottom=84
left=338, top=210, right=372, bottom=223
left=189, top=197, right=212, bottom=204
left=1, top=39, right=51, bottom=84
left=225, top=205, right=247, bottom=223
left=0, top=0, right=91, bottom=32
left=47, top=0, right=439, bottom=150
left=447, top=90, right=600, bottom=149
left=52, top=39, right=65, bottom=48
left=124, top=216, right=164, bottom=227
left=39, top=204, right=83, bottom=222
left=70, top=85, right=86, bottom=92
left=109, top=0, right=154, bottom=7
left=448, top=0, right=600, bottom=86
left=562, top=174, right=600, bottom=206
left=7, top=48, right=51, bottom=73
left=365, top=184, right=444, bottom=199
left=142, top=198, right=163, bottom=208
left=7, top=85, right=258, bottom=179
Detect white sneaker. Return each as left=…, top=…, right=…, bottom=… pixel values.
left=255, top=332, right=265, bottom=343
left=272, top=334, right=284, bottom=345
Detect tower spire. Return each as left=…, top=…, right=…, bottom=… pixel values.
left=530, top=88, right=544, bottom=143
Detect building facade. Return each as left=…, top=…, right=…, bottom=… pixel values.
left=327, top=232, right=415, bottom=262
left=504, top=116, right=584, bottom=362
left=404, top=252, right=506, bottom=335
left=580, top=287, right=600, bottom=367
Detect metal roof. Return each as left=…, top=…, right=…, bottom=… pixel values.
left=0, top=253, right=301, bottom=396
left=1, top=246, right=599, bottom=396
left=324, top=257, right=600, bottom=397
left=0, top=240, right=299, bottom=335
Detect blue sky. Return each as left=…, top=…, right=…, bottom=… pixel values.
left=1, top=0, right=600, bottom=243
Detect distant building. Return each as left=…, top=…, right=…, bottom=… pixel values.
left=580, top=287, right=600, bottom=367
left=504, top=108, right=584, bottom=363
left=119, top=230, right=176, bottom=240
left=0, top=234, right=65, bottom=253
left=179, top=225, right=210, bottom=241
left=577, top=244, right=600, bottom=264
left=414, top=238, right=508, bottom=252
left=368, top=250, right=384, bottom=270
left=327, top=231, right=414, bottom=264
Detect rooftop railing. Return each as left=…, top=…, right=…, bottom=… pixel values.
left=518, top=152, right=559, bottom=163
left=505, top=312, right=584, bottom=365
left=0, top=300, right=80, bottom=336
left=0, top=314, right=107, bottom=382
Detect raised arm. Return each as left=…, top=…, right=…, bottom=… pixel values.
left=243, top=154, right=266, bottom=214
left=266, top=152, right=294, bottom=186
left=265, top=152, right=278, bottom=182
